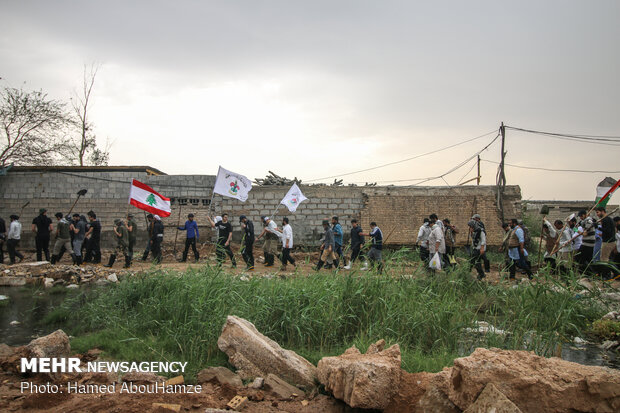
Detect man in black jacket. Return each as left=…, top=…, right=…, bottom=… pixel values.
left=151, top=215, right=164, bottom=264
left=32, top=208, right=53, bottom=261
left=239, top=215, right=255, bottom=270
left=596, top=207, right=616, bottom=262
left=0, top=216, right=6, bottom=264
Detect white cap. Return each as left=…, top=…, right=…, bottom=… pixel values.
left=215, top=216, right=222, bottom=223
left=154, top=215, right=161, bottom=221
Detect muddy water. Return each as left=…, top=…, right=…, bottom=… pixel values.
left=0, top=286, right=74, bottom=346
left=1, top=285, right=618, bottom=370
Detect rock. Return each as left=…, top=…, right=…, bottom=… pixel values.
left=250, top=377, right=264, bottom=389
left=66, top=284, right=79, bottom=289
left=107, top=273, right=118, bottom=282
left=26, top=330, right=70, bottom=358
left=0, top=343, right=14, bottom=358
left=0, top=294, right=8, bottom=301
left=577, top=277, right=594, bottom=290
left=602, top=311, right=619, bottom=321
left=44, top=278, right=54, bottom=288
left=217, top=315, right=317, bottom=389
left=601, top=341, right=619, bottom=351
left=9, top=320, right=20, bottom=326
left=601, top=292, right=620, bottom=302
left=317, top=339, right=401, bottom=410
left=264, top=373, right=302, bottom=399
left=196, top=366, right=243, bottom=388
left=417, top=368, right=459, bottom=413
left=463, top=382, right=522, bottom=413
left=464, top=321, right=507, bottom=336
left=0, top=276, right=26, bottom=286
left=95, top=279, right=110, bottom=286
left=448, top=347, right=620, bottom=412
left=573, top=336, right=587, bottom=345
left=122, top=372, right=165, bottom=384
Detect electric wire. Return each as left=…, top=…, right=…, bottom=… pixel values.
left=481, top=159, right=620, bottom=174
left=304, top=129, right=497, bottom=182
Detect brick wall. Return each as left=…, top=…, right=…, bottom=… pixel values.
left=0, top=167, right=521, bottom=249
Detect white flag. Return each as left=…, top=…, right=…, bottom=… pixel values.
left=213, top=166, right=253, bottom=202
left=280, top=183, right=308, bottom=212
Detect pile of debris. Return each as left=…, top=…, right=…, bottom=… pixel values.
left=0, top=262, right=126, bottom=288
left=254, top=171, right=301, bottom=186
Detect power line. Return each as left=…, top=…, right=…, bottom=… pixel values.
left=505, top=126, right=620, bottom=146
left=480, top=159, right=620, bottom=174
left=347, top=133, right=501, bottom=185
left=305, top=129, right=497, bottom=182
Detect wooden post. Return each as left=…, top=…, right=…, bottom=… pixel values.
left=173, top=204, right=182, bottom=258
left=476, top=155, right=481, bottom=185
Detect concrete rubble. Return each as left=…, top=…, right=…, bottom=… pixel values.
left=217, top=315, right=317, bottom=389
left=0, top=262, right=129, bottom=287
left=196, top=366, right=243, bottom=388
left=316, top=339, right=402, bottom=410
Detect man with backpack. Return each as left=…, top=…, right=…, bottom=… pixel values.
left=507, top=218, right=533, bottom=280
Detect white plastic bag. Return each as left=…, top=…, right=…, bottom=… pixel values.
left=429, top=252, right=442, bottom=270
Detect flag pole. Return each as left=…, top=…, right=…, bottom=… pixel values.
left=269, top=203, right=281, bottom=220
left=173, top=203, right=182, bottom=258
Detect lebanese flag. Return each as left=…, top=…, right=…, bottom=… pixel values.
left=595, top=177, right=620, bottom=208
left=128, top=179, right=171, bottom=217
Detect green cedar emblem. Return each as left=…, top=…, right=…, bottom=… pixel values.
left=146, top=193, right=157, bottom=206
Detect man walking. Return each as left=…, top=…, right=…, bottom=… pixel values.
left=468, top=220, right=486, bottom=280
left=7, top=215, right=24, bottom=264
left=31, top=208, right=52, bottom=262
left=104, top=219, right=130, bottom=268
left=507, top=218, right=533, bottom=280
left=471, top=214, right=490, bottom=272
left=332, top=216, right=344, bottom=268
left=141, top=214, right=154, bottom=261
left=443, top=218, right=458, bottom=268
left=51, top=213, right=72, bottom=264
left=256, top=216, right=278, bottom=267
left=208, top=213, right=236, bottom=267
left=70, top=214, right=87, bottom=266
left=0, top=216, right=6, bottom=264
left=278, top=217, right=296, bottom=270
left=126, top=213, right=138, bottom=265
left=596, top=207, right=616, bottom=262
left=417, top=218, right=431, bottom=262
left=576, top=210, right=596, bottom=269
left=84, top=211, right=101, bottom=264
left=178, top=213, right=200, bottom=262
left=151, top=215, right=164, bottom=264
left=360, top=222, right=384, bottom=273
left=428, top=214, right=445, bottom=272
left=239, top=215, right=255, bottom=270
left=344, top=219, right=365, bottom=270
left=315, top=219, right=336, bottom=270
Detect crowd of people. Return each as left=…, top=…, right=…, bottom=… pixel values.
left=1, top=206, right=619, bottom=279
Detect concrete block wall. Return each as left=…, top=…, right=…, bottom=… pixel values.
left=0, top=167, right=521, bottom=249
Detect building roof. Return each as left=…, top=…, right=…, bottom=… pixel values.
left=8, top=165, right=167, bottom=176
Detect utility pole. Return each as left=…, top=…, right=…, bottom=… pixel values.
left=497, top=122, right=507, bottom=223
left=476, top=155, right=481, bottom=185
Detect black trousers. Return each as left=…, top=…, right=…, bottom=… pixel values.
left=216, top=240, right=236, bottom=265
left=182, top=237, right=199, bottom=261
left=508, top=252, right=532, bottom=279
left=280, top=247, right=295, bottom=266
left=419, top=246, right=429, bottom=262
left=241, top=242, right=254, bottom=268
left=128, top=238, right=136, bottom=260
left=469, top=249, right=485, bottom=279
left=35, top=235, right=50, bottom=261
left=152, top=239, right=162, bottom=264
left=575, top=245, right=594, bottom=270
left=0, top=239, right=4, bottom=264
left=481, top=252, right=490, bottom=272
left=85, top=238, right=101, bottom=263
left=7, top=239, right=24, bottom=264
left=350, top=245, right=361, bottom=264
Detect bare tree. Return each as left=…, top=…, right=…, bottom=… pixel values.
left=0, top=86, right=71, bottom=167
left=70, top=63, right=109, bottom=166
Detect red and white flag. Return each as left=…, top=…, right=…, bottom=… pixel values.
left=128, top=179, right=171, bottom=217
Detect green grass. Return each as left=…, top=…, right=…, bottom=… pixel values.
left=44, top=263, right=609, bottom=379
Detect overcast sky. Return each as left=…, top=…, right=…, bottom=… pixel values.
left=2, top=0, right=619, bottom=200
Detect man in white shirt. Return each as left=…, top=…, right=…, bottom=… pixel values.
left=7, top=215, right=24, bottom=264
left=417, top=218, right=431, bottom=262
left=256, top=216, right=280, bottom=267
left=428, top=214, right=445, bottom=271
left=277, top=217, right=296, bottom=271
